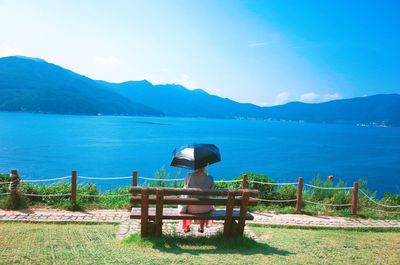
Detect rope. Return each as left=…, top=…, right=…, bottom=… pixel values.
left=22, top=193, right=71, bottom=197
left=256, top=198, right=297, bottom=203
left=0, top=181, right=11, bottom=185
left=249, top=180, right=298, bottom=186
left=138, top=176, right=184, bottom=181
left=359, top=190, right=400, bottom=208
left=304, top=184, right=353, bottom=190
left=78, top=176, right=132, bottom=180
left=303, top=199, right=352, bottom=207
left=0, top=192, right=10, bottom=196
left=79, top=194, right=131, bottom=198
left=362, top=206, right=400, bottom=214
left=214, top=179, right=242, bottom=183
left=21, top=176, right=71, bottom=183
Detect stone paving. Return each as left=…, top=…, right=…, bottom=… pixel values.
left=0, top=208, right=129, bottom=223
left=116, top=220, right=260, bottom=240
left=251, top=212, right=400, bottom=228
left=1, top=208, right=399, bottom=240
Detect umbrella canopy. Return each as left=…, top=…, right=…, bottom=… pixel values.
left=170, top=143, right=221, bottom=170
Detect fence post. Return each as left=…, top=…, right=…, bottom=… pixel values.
left=351, top=182, right=358, bottom=215
left=8, top=169, right=21, bottom=209
left=296, top=177, right=303, bottom=212
left=242, top=174, right=247, bottom=189
left=132, top=171, right=138, bottom=187
left=71, top=170, right=77, bottom=204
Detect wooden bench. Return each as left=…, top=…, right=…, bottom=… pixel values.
left=130, top=187, right=259, bottom=237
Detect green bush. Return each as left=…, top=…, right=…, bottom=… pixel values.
left=276, top=185, right=297, bottom=206
left=241, top=172, right=276, bottom=200
left=0, top=173, right=11, bottom=193
left=144, top=166, right=183, bottom=188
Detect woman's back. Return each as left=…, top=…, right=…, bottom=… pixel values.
left=184, top=172, right=214, bottom=190
left=184, top=171, right=215, bottom=213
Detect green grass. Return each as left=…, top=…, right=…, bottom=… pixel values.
left=0, top=223, right=399, bottom=264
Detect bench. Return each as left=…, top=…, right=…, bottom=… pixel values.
left=130, top=187, right=259, bottom=237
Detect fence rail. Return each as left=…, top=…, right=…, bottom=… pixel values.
left=2, top=169, right=399, bottom=214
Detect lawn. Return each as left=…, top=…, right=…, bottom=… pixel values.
left=0, top=223, right=399, bottom=265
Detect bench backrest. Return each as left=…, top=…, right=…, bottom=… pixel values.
left=130, top=187, right=259, bottom=206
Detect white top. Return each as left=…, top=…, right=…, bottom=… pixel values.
left=184, top=172, right=214, bottom=190
left=183, top=172, right=215, bottom=214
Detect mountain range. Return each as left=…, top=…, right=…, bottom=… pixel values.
left=1, top=56, right=399, bottom=126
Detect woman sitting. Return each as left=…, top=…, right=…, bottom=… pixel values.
left=180, top=166, right=215, bottom=233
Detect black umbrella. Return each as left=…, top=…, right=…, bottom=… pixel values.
left=170, top=143, right=221, bottom=170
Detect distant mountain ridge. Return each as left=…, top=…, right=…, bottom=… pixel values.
left=1, top=56, right=399, bottom=126
left=0, top=56, right=162, bottom=116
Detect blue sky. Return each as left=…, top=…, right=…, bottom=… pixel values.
left=0, top=0, right=399, bottom=106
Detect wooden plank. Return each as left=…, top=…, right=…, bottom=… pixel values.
left=131, top=208, right=254, bottom=220
left=130, top=196, right=259, bottom=206
left=351, top=182, right=358, bottom=215
left=296, top=177, right=303, bottom=212
left=223, top=191, right=235, bottom=237
left=237, top=191, right=250, bottom=237
left=155, top=188, right=164, bottom=237
left=71, top=170, right=77, bottom=204
left=140, top=188, right=149, bottom=237
left=130, top=187, right=259, bottom=197
left=242, top=174, right=247, bottom=189
left=132, top=171, right=138, bottom=187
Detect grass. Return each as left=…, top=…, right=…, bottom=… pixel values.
left=0, top=222, right=399, bottom=264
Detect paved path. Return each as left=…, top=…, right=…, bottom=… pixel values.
left=0, top=208, right=129, bottom=223
left=251, top=211, right=400, bottom=229
left=1, top=208, right=399, bottom=228
left=1, top=208, right=399, bottom=240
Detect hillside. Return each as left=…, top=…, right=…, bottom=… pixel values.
left=0, top=56, right=162, bottom=116
left=99, top=80, right=264, bottom=118
left=264, top=94, right=400, bottom=126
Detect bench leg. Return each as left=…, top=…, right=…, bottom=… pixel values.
left=237, top=191, right=250, bottom=237
left=148, top=221, right=156, bottom=236
left=140, top=189, right=149, bottom=237
left=155, top=189, right=164, bottom=237
left=223, top=192, right=235, bottom=237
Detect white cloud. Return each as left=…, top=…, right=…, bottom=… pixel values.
left=300, top=92, right=341, bottom=103
left=323, top=93, right=341, bottom=101
left=300, top=92, right=320, bottom=102
left=246, top=42, right=268, bottom=48
left=274, top=92, right=290, bottom=105
left=0, top=45, right=22, bottom=57
left=93, top=56, right=119, bottom=67
left=175, top=74, right=197, bottom=89
left=246, top=33, right=282, bottom=48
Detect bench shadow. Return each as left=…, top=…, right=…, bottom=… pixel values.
left=128, top=233, right=292, bottom=256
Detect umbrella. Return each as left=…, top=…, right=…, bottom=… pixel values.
left=170, top=143, right=221, bottom=170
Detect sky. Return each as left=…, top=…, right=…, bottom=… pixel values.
left=0, top=0, right=399, bottom=106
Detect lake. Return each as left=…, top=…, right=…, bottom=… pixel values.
left=0, top=112, right=399, bottom=195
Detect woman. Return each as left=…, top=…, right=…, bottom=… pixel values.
left=180, top=166, right=215, bottom=233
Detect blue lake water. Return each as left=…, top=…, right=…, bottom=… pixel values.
left=0, top=112, right=399, bottom=195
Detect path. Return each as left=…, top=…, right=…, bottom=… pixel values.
left=1, top=208, right=399, bottom=240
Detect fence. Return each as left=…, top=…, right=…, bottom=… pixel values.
left=1, top=169, right=399, bottom=215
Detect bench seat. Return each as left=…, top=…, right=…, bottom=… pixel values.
left=131, top=208, right=254, bottom=221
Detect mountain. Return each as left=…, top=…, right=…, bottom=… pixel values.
left=101, top=80, right=400, bottom=126
left=1, top=56, right=399, bottom=126
left=0, top=56, right=162, bottom=116
left=264, top=94, right=400, bottom=126
left=99, top=80, right=264, bottom=118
